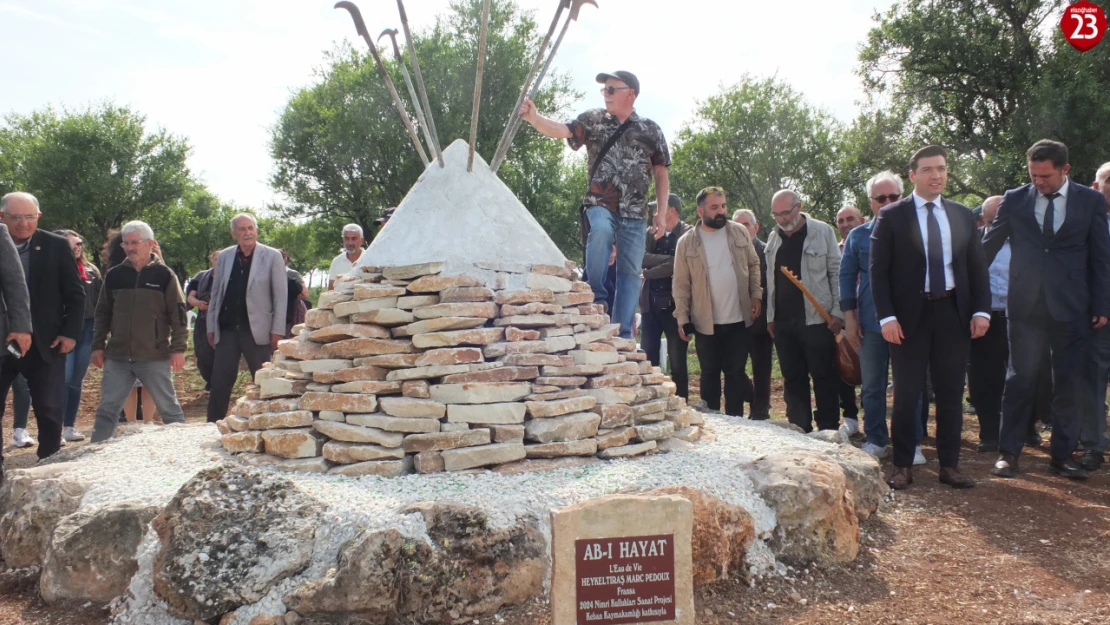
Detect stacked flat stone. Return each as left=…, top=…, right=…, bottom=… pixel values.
left=215, top=261, right=704, bottom=476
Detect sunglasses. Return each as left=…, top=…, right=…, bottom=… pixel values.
left=600, top=86, right=633, bottom=95
left=870, top=194, right=901, bottom=205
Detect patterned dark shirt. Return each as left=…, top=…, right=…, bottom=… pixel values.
left=566, top=109, right=670, bottom=220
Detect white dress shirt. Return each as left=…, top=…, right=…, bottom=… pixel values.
left=1034, top=179, right=1069, bottom=234
left=879, top=193, right=989, bottom=327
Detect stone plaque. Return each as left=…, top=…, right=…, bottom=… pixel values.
left=551, top=494, right=693, bottom=625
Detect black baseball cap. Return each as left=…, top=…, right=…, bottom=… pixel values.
left=596, top=71, right=639, bottom=96
left=648, top=194, right=683, bottom=212
left=375, top=207, right=396, bottom=224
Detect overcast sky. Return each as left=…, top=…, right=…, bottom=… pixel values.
left=1, top=0, right=893, bottom=209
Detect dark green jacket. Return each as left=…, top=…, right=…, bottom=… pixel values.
left=93, top=256, right=188, bottom=361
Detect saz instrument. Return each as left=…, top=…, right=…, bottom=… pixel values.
left=779, top=267, right=862, bottom=386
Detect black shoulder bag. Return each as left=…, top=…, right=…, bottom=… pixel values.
left=578, top=119, right=635, bottom=250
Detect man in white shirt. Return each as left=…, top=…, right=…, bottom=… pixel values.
left=328, top=224, right=365, bottom=289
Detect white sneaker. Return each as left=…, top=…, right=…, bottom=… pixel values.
left=860, top=442, right=889, bottom=458
left=840, top=418, right=860, bottom=438
left=913, top=445, right=927, bottom=466
left=62, top=427, right=85, bottom=442
left=12, top=428, right=35, bottom=448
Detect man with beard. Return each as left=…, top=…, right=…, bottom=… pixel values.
left=328, top=224, right=366, bottom=289
left=672, top=187, right=762, bottom=416
left=764, top=189, right=844, bottom=433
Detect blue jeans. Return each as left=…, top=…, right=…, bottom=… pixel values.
left=585, top=206, right=646, bottom=339
left=860, top=329, right=890, bottom=447
left=62, top=318, right=96, bottom=428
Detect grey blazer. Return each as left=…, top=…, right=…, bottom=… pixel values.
left=207, top=243, right=288, bottom=346
left=0, top=223, right=32, bottom=345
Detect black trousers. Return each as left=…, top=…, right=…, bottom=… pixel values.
left=193, top=316, right=215, bottom=387
left=774, top=319, right=840, bottom=432
left=207, top=328, right=274, bottom=422
left=889, top=297, right=969, bottom=469
left=839, top=380, right=859, bottom=420
left=969, top=312, right=1047, bottom=444
left=694, top=322, right=751, bottom=416
left=747, top=328, right=773, bottom=419
left=1000, top=296, right=1089, bottom=461
left=0, top=345, right=65, bottom=462
left=641, top=304, right=688, bottom=399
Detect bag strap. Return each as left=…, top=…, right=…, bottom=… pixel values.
left=588, top=118, right=635, bottom=181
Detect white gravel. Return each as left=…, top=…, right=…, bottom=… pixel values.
left=61, top=416, right=837, bottom=623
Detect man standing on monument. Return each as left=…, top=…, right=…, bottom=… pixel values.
left=328, top=223, right=365, bottom=289
left=640, top=193, right=690, bottom=399
left=518, top=70, right=670, bottom=339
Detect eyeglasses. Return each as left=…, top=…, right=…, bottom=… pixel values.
left=772, top=203, right=800, bottom=219
left=600, top=86, right=632, bottom=95
left=120, top=239, right=148, bottom=248
left=2, top=213, right=39, bottom=222
left=870, top=194, right=901, bottom=204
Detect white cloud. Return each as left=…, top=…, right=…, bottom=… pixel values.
left=0, top=0, right=892, bottom=209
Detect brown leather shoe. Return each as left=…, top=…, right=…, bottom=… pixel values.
left=887, top=467, right=913, bottom=490
left=938, top=467, right=975, bottom=489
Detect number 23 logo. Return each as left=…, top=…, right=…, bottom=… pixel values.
left=1061, top=1, right=1107, bottom=53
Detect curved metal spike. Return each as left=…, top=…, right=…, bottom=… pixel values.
left=377, top=28, right=398, bottom=43
left=334, top=2, right=369, bottom=38
left=468, top=0, right=492, bottom=172
left=378, top=26, right=436, bottom=163
left=395, top=0, right=444, bottom=166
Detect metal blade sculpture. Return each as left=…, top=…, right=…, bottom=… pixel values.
left=379, top=28, right=435, bottom=164
left=395, top=0, right=444, bottom=167
left=468, top=0, right=492, bottom=172
left=335, top=1, right=430, bottom=165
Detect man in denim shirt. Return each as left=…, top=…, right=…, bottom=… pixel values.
left=841, top=171, right=904, bottom=458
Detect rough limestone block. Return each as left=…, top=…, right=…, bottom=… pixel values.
left=596, top=440, right=658, bottom=458
left=414, top=451, right=445, bottom=474
left=312, top=365, right=388, bottom=383
left=346, top=413, right=440, bottom=433
left=397, top=295, right=440, bottom=310
left=490, top=424, right=526, bottom=442
left=636, top=411, right=667, bottom=424
left=633, top=400, right=670, bottom=418
left=494, top=289, right=555, bottom=305
left=525, top=396, right=598, bottom=418
left=226, top=415, right=250, bottom=432
left=439, top=287, right=495, bottom=303
left=585, top=374, right=642, bottom=389
left=569, top=350, right=620, bottom=365
left=322, top=440, right=406, bottom=464
left=274, top=457, right=331, bottom=474
left=299, top=359, right=353, bottom=374
left=429, top=382, right=531, bottom=405
left=312, top=421, right=404, bottom=447
left=215, top=419, right=231, bottom=435
left=261, top=428, right=324, bottom=459
left=304, top=308, right=340, bottom=329
left=412, top=328, right=504, bottom=349
left=259, top=378, right=309, bottom=399
left=318, top=410, right=346, bottom=422
left=601, top=362, right=641, bottom=376
left=534, top=376, right=587, bottom=387
left=316, top=290, right=352, bottom=309
left=525, top=273, right=572, bottom=292
left=505, top=327, right=541, bottom=341
left=441, top=366, right=537, bottom=384
left=402, top=428, right=491, bottom=453
left=584, top=387, right=639, bottom=405
left=308, top=324, right=390, bottom=343
left=333, top=297, right=400, bottom=318
left=414, top=347, right=484, bottom=367
left=349, top=308, right=415, bottom=327
left=446, top=402, right=527, bottom=424
left=385, top=364, right=471, bottom=381
left=391, top=317, right=488, bottom=338
left=402, top=380, right=430, bottom=398
left=527, top=389, right=588, bottom=402
left=673, top=426, right=702, bottom=442
left=634, top=422, right=675, bottom=442
left=595, top=426, right=636, bottom=450
left=321, top=338, right=413, bottom=359
left=541, top=364, right=604, bottom=376
left=501, top=302, right=564, bottom=316
left=298, top=392, right=378, bottom=413
left=554, top=291, right=595, bottom=307
left=353, top=354, right=421, bottom=369
left=407, top=274, right=483, bottom=293
left=222, top=431, right=264, bottom=453
left=248, top=411, right=314, bottom=430
left=440, top=422, right=470, bottom=432
left=440, top=441, right=526, bottom=471
left=330, top=380, right=403, bottom=394
left=641, top=373, right=668, bottom=385
left=327, top=457, right=414, bottom=477
left=352, top=284, right=407, bottom=300
left=412, top=302, right=498, bottom=320
left=378, top=397, right=447, bottom=419
left=524, top=412, right=601, bottom=443
left=525, top=439, right=597, bottom=458
left=382, top=262, right=445, bottom=281
left=305, top=383, right=332, bottom=393
left=503, top=353, right=574, bottom=366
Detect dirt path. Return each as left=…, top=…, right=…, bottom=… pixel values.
left=2, top=374, right=1109, bottom=624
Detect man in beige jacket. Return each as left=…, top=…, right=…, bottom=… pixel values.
left=673, top=187, right=763, bottom=416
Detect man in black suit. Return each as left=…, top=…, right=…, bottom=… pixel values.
left=640, top=194, right=691, bottom=400
left=870, top=146, right=991, bottom=490
left=983, top=140, right=1110, bottom=480
left=733, top=209, right=772, bottom=419
left=0, top=192, right=85, bottom=461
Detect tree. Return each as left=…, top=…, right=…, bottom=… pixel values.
left=669, top=76, right=849, bottom=229
left=0, top=103, right=192, bottom=246
left=146, top=184, right=238, bottom=280
left=261, top=214, right=346, bottom=275
left=270, top=0, right=584, bottom=257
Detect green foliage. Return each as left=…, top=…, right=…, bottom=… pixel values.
left=0, top=103, right=192, bottom=247
left=260, top=214, right=346, bottom=274
left=145, top=185, right=238, bottom=280
left=270, top=0, right=584, bottom=257
left=669, top=76, right=849, bottom=230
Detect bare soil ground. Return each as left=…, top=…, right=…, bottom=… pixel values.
left=2, top=368, right=1109, bottom=624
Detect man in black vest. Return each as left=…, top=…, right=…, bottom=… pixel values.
left=640, top=193, right=691, bottom=399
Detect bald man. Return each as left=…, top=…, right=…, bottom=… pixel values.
left=836, top=206, right=866, bottom=243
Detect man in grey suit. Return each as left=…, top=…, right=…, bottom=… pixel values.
left=206, top=213, right=287, bottom=422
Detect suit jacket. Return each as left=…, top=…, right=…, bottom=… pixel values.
left=0, top=223, right=32, bottom=346
left=869, top=196, right=990, bottom=336
left=750, top=238, right=768, bottom=333
left=982, top=181, right=1110, bottom=322
left=207, top=243, right=288, bottom=346
left=638, top=220, right=692, bottom=311
left=19, top=229, right=86, bottom=361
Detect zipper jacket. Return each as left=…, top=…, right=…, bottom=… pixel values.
left=92, top=255, right=188, bottom=362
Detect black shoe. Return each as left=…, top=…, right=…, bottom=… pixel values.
left=1078, top=451, right=1103, bottom=472
left=1025, top=432, right=1043, bottom=448
left=1048, top=457, right=1089, bottom=480
left=977, top=440, right=999, bottom=453
left=992, top=454, right=1018, bottom=478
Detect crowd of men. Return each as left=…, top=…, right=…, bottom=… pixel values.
left=2, top=68, right=1109, bottom=495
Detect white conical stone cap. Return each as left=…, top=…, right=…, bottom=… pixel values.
left=357, top=139, right=568, bottom=275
